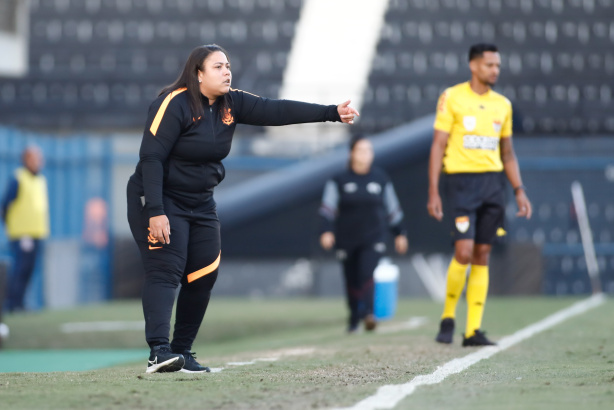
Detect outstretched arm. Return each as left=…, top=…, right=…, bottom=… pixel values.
left=500, top=137, right=532, bottom=219
left=233, top=90, right=359, bottom=126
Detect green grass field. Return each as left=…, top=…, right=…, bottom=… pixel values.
left=0, top=296, right=612, bottom=409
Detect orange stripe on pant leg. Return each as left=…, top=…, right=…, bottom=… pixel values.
left=187, top=251, right=221, bottom=283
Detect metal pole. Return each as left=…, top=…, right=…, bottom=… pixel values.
left=570, top=181, right=602, bottom=294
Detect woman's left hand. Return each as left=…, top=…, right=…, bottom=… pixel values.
left=395, top=235, right=409, bottom=255
left=337, top=100, right=360, bottom=124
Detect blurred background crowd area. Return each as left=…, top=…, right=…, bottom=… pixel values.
left=0, top=0, right=613, bottom=310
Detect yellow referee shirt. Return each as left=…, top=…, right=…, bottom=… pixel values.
left=434, top=82, right=512, bottom=174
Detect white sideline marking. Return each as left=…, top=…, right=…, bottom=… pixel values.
left=339, top=293, right=606, bottom=410
left=377, top=317, right=428, bottom=334
left=227, top=358, right=279, bottom=366
left=209, top=347, right=315, bottom=374
left=61, top=321, right=145, bottom=333
left=278, top=347, right=316, bottom=356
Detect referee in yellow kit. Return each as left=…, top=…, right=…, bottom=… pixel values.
left=427, top=43, right=532, bottom=346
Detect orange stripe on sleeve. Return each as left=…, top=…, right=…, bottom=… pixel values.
left=187, top=251, right=221, bottom=283
left=149, top=88, right=187, bottom=136
left=230, top=88, right=260, bottom=98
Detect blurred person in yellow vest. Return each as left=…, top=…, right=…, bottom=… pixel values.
left=1, top=146, right=49, bottom=312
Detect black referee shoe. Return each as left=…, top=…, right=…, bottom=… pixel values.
left=178, top=350, right=211, bottom=373
left=462, top=329, right=496, bottom=347
left=435, top=318, right=455, bottom=344
left=146, top=344, right=185, bottom=373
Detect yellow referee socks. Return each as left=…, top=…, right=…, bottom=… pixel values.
left=465, top=264, right=489, bottom=338
left=441, top=258, right=468, bottom=320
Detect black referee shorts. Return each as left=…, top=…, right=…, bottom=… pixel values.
left=444, top=172, right=506, bottom=245
left=127, top=181, right=221, bottom=287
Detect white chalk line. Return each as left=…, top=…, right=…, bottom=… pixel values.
left=210, top=347, right=315, bottom=373
left=59, top=316, right=428, bottom=335
left=377, top=317, right=428, bottom=334
left=226, top=357, right=279, bottom=366
left=338, top=293, right=606, bottom=410
left=60, top=321, right=145, bottom=333
left=209, top=318, right=427, bottom=372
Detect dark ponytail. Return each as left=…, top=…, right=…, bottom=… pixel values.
left=159, top=44, right=232, bottom=119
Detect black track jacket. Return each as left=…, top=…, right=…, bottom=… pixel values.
left=129, top=88, right=341, bottom=217
left=319, top=167, right=406, bottom=250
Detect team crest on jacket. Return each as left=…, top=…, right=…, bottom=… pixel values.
left=366, top=182, right=381, bottom=194
left=222, top=108, right=234, bottom=126
left=463, top=116, right=476, bottom=131
left=455, top=216, right=470, bottom=233
left=344, top=182, right=358, bottom=193
left=493, top=120, right=502, bottom=133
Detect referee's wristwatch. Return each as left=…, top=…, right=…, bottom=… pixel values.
left=513, top=185, right=526, bottom=194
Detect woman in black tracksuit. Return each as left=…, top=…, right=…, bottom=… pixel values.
left=319, top=136, right=408, bottom=333
left=127, top=44, right=359, bottom=373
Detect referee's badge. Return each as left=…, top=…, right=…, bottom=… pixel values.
left=455, top=216, right=470, bottom=233
left=463, top=116, right=476, bottom=131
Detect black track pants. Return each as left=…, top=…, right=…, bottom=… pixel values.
left=127, top=182, right=220, bottom=351
left=339, top=243, right=382, bottom=329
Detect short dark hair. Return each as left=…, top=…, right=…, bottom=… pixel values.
left=468, top=43, right=498, bottom=62
left=347, top=135, right=370, bottom=170
left=349, top=135, right=367, bottom=151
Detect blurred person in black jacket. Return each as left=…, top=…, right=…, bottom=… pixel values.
left=319, top=136, right=408, bottom=333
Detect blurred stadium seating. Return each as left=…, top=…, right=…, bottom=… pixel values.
left=353, top=0, right=614, bottom=135
left=0, top=0, right=302, bottom=130
left=0, top=0, right=613, bottom=303
left=1, top=0, right=613, bottom=134
left=511, top=137, right=614, bottom=294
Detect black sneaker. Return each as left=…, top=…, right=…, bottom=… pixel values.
left=435, top=318, right=455, bottom=344
left=462, top=329, right=496, bottom=347
left=146, top=344, right=185, bottom=373
left=348, top=316, right=360, bottom=334
left=179, top=351, right=211, bottom=373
